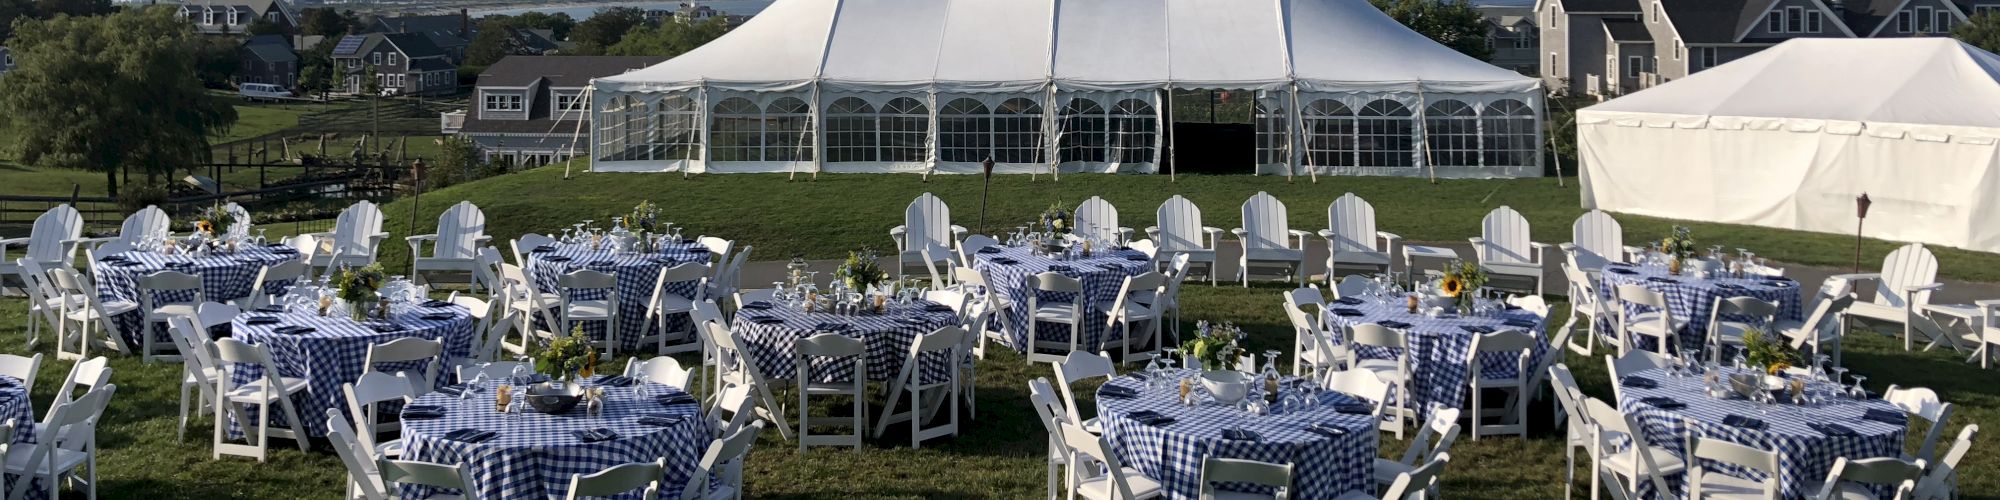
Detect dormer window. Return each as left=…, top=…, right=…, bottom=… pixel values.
left=484, top=93, right=524, bottom=112
left=227, top=9, right=238, bottom=25
left=203, top=7, right=215, bottom=25
left=1786, top=7, right=1803, bottom=32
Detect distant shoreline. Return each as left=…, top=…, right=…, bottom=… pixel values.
left=374, top=0, right=772, bottom=18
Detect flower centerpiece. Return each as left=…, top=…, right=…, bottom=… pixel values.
left=1039, top=200, right=1070, bottom=234
left=1740, top=327, right=1798, bottom=376
left=193, top=204, right=229, bottom=237
left=1179, top=321, right=1245, bottom=371
left=835, top=248, right=889, bottom=293
left=1660, top=225, right=1698, bottom=275
left=334, top=263, right=388, bottom=321
left=535, top=325, right=600, bottom=383
left=627, top=200, right=660, bottom=233
left=1439, top=259, right=1489, bottom=314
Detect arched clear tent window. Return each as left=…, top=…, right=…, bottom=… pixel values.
left=1481, top=99, right=1537, bottom=168
left=1109, top=99, right=1155, bottom=164
left=1357, top=99, right=1414, bottom=168
left=1424, top=99, right=1479, bottom=168
left=596, top=95, right=643, bottom=162
left=1303, top=99, right=1356, bottom=167
left=764, top=97, right=814, bottom=162
left=710, top=97, right=762, bottom=162
left=994, top=98, right=1045, bottom=164
left=1059, top=97, right=1108, bottom=164
left=651, top=93, right=702, bottom=162
left=879, top=97, right=929, bottom=163
left=939, top=98, right=991, bottom=163
left=825, top=97, right=878, bottom=163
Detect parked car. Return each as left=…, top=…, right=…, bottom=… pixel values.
left=239, top=83, right=293, bottom=102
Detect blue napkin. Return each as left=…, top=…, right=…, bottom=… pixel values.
left=812, top=322, right=851, bottom=332
left=1607, top=268, right=1638, bottom=275
left=1502, top=318, right=1539, bottom=328
left=419, top=312, right=457, bottom=321
left=1723, top=415, right=1767, bottom=430
left=978, top=247, right=1003, bottom=254
left=1716, top=284, right=1749, bottom=291
left=1646, top=277, right=1679, bottom=284
left=1639, top=397, right=1685, bottom=409
left=587, top=259, right=616, bottom=267
left=542, top=255, right=573, bottom=262
left=1459, top=325, right=1495, bottom=334
left=97, top=255, right=129, bottom=263
left=242, top=316, right=282, bottom=325
left=1124, top=254, right=1150, bottom=261
left=1221, top=428, right=1262, bottom=441
left=656, top=394, right=698, bottom=407
left=1378, top=321, right=1412, bottom=330
left=254, top=306, right=285, bottom=313
left=745, top=316, right=784, bottom=325
left=1098, top=386, right=1138, bottom=399
left=1305, top=423, right=1350, bottom=438
left=923, top=304, right=956, bottom=313
left=594, top=375, right=636, bottom=387
left=636, top=414, right=685, bottom=426
left=273, top=325, right=316, bottom=335
left=1619, top=376, right=1659, bottom=389
left=1127, top=410, right=1176, bottom=426
left=366, top=323, right=405, bottom=333
left=1048, top=265, right=1073, bottom=273
left=421, top=300, right=452, bottom=308
left=993, top=258, right=1018, bottom=265
left=1334, top=297, right=1364, bottom=305
left=1331, top=308, right=1365, bottom=317
left=1333, top=403, right=1375, bottom=415
left=435, top=385, right=470, bottom=397
left=402, top=407, right=446, bottom=420
left=531, top=245, right=556, bottom=253
left=1862, top=408, right=1908, bottom=426
left=740, top=302, right=774, bottom=310
left=573, top=428, right=619, bottom=443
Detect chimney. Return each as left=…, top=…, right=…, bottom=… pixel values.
left=460, top=9, right=470, bottom=40
left=399, top=21, right=407, bottom=33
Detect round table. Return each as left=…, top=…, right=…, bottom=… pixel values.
left=970, top=245, right=1153, bottom=355
left=1095, top=372, right=1379, bottom=499
left=399, top=381, right=710, bottom=500
left=732, top=299, right=961, bottom=383
left=0, top=375, right=36, bottom=445
left=91, top=245, right=301, bottom=350
left=1597, top=263, right=1804, bottom=353
left=1616, top=368, right=1906, bottom=499
left=524, top=241, right=712, bottom=351
left=227, top=302, right=477, bottom=437
left=1318, top=297, right=1550, bottom=421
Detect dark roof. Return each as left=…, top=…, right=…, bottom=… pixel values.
left=1840, top=0, right=1901, bottom=36
left=331, top=35, right=366, bottom=56
left=1557, top=0, right=1641, bottom=13
left=1602, top=18, right=1654, bottom=41
left=477, top=56, right=667, bottom=88
left=243, top=35, right=297, bottom=63
left=516, top=28, right=563, bottom=52
left=408, top=58, right=455, bottom=72
left=367, top=14, right=470, bottom=41
left=1659, top=0, right=1772, bottom=43
left=383, top=32, right=447, bottom=59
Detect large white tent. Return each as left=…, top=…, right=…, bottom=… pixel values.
left=1578, top=38, right=2000, bottom=254
left=588, top=0, right=1543, bottom=177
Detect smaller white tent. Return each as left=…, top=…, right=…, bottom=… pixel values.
left=1578, top=38, right=2000, bottom=254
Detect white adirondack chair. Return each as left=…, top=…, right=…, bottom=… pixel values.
left=1560, top=210, right=1637, bottom=274
left=1468, top=206, right=1551, bottom=295
left=1317, top=193, right=1400, bottom=280
left=1145, top=195, right=1222, bottom=285
left=1230, top=192, right=1309, bottom=287
left=73, top=205, right=172, bottom=252
left=888, top=193, right=966, bottom=279
left=407, top=201, right=491, bottom=290
left=309, top=201, right=390, bottom=274
left=1072, top=196, right=1133, bottom=244
left=1833, top=243, right=1946, bottom=351
left=0, top=205, right=84, bottom=287
left=222, top=202, right=252, bottom=237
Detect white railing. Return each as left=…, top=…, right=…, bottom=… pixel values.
left=1586, top=74, right=1603, bottom=96
left=439, top=111, right=465, bottom=135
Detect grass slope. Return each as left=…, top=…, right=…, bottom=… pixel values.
left=0, top=290, right=1992, bottom=498
left=374, top=167, right=2000, bottom=282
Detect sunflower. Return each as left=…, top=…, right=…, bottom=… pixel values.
left=1766, top=362, right=1791, bottom=375
left=195, top=220, right=214, bottom=234
left=1440, top=275, right=1465, bottom=297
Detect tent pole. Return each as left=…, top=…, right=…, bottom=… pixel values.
left=1166, top=88, right=1177, bottom=182
left=1543, top=91, right=1563, bottom=187
left=1418, top=85, right=1437, bottom=184
left=567, top=86, right=593, bottom=179
left=1046, top=84, right=1060, bottom=181
left=809, top=82, right=823, bottom=181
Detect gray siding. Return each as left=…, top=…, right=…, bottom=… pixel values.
left=1742, top=0, right=1846, bottom=38
left=1642, top=1, right=1689, bottom=82
left=1539, top=4, right=1568, bottom=91
left=1876, top=0, right=1965, bottom=35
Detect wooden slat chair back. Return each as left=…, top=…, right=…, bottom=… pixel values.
left=1073, top=196, right=1121, bottom=243
left=1326, top=193, right=1380, bottom=255
left=1874, top=243, right=1939, bottom=310
left=29, top=205, right=84, bottom=267
left=121, top=206, right=171, bottom=245
left=432, top=201, right=486, bottom=261
left=905, top=193, right=953, bottom=255
left=1478, top=206, right=1536, bottom=265
left=331, top=201, right=386, bottom=258
left=1570, top=210, right=1625, bottom=269
left=1155, top=195, right=1205, bottom=253
left=222, top=202, right=252, bottom=236
left=1239, top=192, right=1290, bottom=253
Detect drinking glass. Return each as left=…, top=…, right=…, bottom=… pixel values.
left=255, top=228, right=268, bottom=245
left=1827, top=367, right=1849, bottom=392
left=1849, top=374, right=1869, bottom=399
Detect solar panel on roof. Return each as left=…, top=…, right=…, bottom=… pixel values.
left=332, top=35, right=365, bottom=56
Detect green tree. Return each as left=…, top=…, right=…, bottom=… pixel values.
left=192, top=34, right=243, bottom=87
left=0, top=7, right=237, bottom=196
left=0, top=0, right=111, bottom=40
left=245, top=16, right=287, bottom=36
left=298, top=6, right=359, bottom=36
left=300, top=61, right=329, bottom=99
left=464, top=19, right=518, bottom=67
left=606, top=17, right=727, bottom=57
left=1954, top=13, right=2000, bottom=54
left=1370, top=0, right=1492, bottom=61
left=510, top=11, right=577, bottom=39
left=566, top=7, right=647, bottom=55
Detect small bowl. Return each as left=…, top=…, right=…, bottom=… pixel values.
left=1201, top=371, right=1250, bottom=406
left=525, top=382, right=583, bottom=414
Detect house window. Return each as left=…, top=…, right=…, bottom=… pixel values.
left=1107, top=99, right=1156, bottom=164
left=483, top=93, right=523, bottom=112
left=1768, top=10, right=1784, bottom=32
left=372, top=52, right=381, bottom=66
left=1550, top=52, right=1560, bottom=75
left=1698, top=47, right=1718, bottom=69
left=203, top=8, right=215, bottom=24
left=1651, top=1, right=1661, bottom=22
left=1978, top=5, right=2000, bottom=17
left=1898, top=10, right=1915, bottom=31
left=1674, top=40, right=1683, bottom=60
left=1627, top=56, right=1643, bottom=77
left=1937, top=10, right=1954, bottom=31
left=1251, top=96, right=1285, bottom=165
left=227, top=9, right=239, bottom=25
left=1515, top=35, right=1531, bottom=49
left=1786, top=7, right=1804, bottom=32
left=1918, top=7, right=1933, bottom=31
left=387, top=53, right=398, bottom=66
left=1807, top=10, right=1823, bottom=32
left=553, top=93, right=582, bottom=116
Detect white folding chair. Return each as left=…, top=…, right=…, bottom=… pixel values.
left=1882, top=385, right=1955, bottom=465
left=509, top=233, right=556, bottom=267
left=234, top=260, right=308, bottom=310
left=625, top=357, right=694, bottom=392
left=872, top=326, right=964, bottom=448
left=1059, top=420, right=1163, bottom=499
left=566, top=458, right=665, bottom=500
left=1779, top=292, right=1856, bottom=368
left=364, top=337, right=443, bottom=391
left=0, top=384, right=114, bottom=500
left=136, top=270, right=204, bottom=363
left=406, top=201, right=490, bottom=290
left=344, top=371, right=418, bottom=460
left=1027, top=378, right=1074, bottom=500
left=558, top=269, right=620, bottom=358
left=1468, top=205, right=1551, bottom=295
left=1319, top=193, right=1399, bottom=280
left=957, top=234, right=1001, bottom=266
left=167, top=317, right=221, bottom=443
left=1199, top=457, right=1293, bottom=500
left=1101, top=272, right=1166, bottom=364
left=1147, top=195, right=1222, bottom=286
left=641, top=263, right=710, bottom=355
left=1708, top=296, right=1778, bottom=364
left=1338, top=455, right=1450, bottom=500
left=1323, top=369, right=1394, bottom=437
left=1686, top=436, right=1781, bottom=499
left=1605, top=350, right=1671, bottom=402
left=378, top=458, right=474, bottom=500
left=681, top=421, right=764, bottom=500
left=1376, top=406, right=1461, bottom=493
left=705, top=383, right=759, bottom=440
left=0, top=354, right=40, bottom=400
left=14, top=258, right=69, bottom=348
left=1230, top=192, right=1308, bottom=287
left=41, top=356, right=110, bottom=426
left=1561, top=262, right=1608, bottom=355
left=196, top=299, right=243, bottom=334
left=1614, top=284, right=1683, bottom=357
left=696, top=236, right=734, bottom=280
left=326, top=409, right=388, bottom=500
left=1158, top=253, right=1192, bottom=342
left=706, top=321, right=792, bottom=440
left=1912, top=424, right=1977, bottom=500
left=705, top=245, right=751, bottom=306
left=1584, top=397, right=1685, bottom=500
left=498, top=262, right=561, bottom=355
left=1054, top=350, right=1115, bottom=435
left=1548, top=364, right=1594, bottom=500
left=1348, top=323, right=1414, bottom=438
left=1283, top=287, right=1345, bottom=379
left=46, top=269, right=134, bottom=360
left=211, top=338, right=311, bottom=461
left=1027, top=272, right=1088, bottom=364
left=794, top=333, right=867, bottom=451
left=1809, top=457, right=1922, bottom=500
left=1331, top=275, right=1373, bottom=300
left=1466, top=329, right=1536, bottom=439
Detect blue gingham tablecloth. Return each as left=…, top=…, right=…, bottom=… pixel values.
left=971, top=246, right=1153, bottom=355
left=1616, top=368, right=1905, bottom=499
left=525, top=242, right=711, bottom=352
left=92, top=246, right=301, bottom=350
left=400, top=381, right=711, bottom=500
left=0, top=375, right=48, bottom=500
left=226, top=304, right=477, bottom=437
left=732, top=300, right=961, bottom=384
left=1095, top=373, right=1378, bottom=499
left=1597, top=263, right=1804, bottom=354
left=1319, top=300, right=1549, bottom=421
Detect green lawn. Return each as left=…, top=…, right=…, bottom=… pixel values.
left=0, top=288, right=1991, bottom=498
left=370, top=166, right=2000, bottom=283
left=214, top=101, right=319, bottom=145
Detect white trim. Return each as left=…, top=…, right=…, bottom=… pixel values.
left=1871, top=0, right=1915, bottom=36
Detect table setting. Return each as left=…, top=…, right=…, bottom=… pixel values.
left=523, top=216, right=715, bottom=351
left=1094, top=352, right=1380, bottom=500
left=1316, top=265, right=1551, bottom=420
left=1598, top=228, right=1803, bottom=353
left=398, top=370, right=711, bottom=500
left=733, top=260, right=962, bottom=383
left=971, top=225, right=1153, bottom=354
left=224, top=268, right=476, bottom=438
left=93, top=231, right=300, bottom=349
left=1615, top=357, right=1907, bottom=499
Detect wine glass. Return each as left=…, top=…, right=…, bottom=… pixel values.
left=1849, top=374, right=1869, bottom=399
left=1827, top=367, right=1849, bottom=393
left=255, top=228, right=268, bottom=245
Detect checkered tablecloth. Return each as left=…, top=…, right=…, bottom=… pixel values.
left=399, top=381, right=711, bottom=500
left=524, top=242, right=711, bottom=352
left=92, top=246, right=301, bottom=350
left=732, top=300, right=961, bottom=384
left=226, top=304, right=477, bottom=437
left=0, top=375, right=48, bottom=500
left=1319, top=300, right=1550, bottom=421
left=1597, top=264, right=1804, bottom=354
left=1616, top=368, right=1905, bottom=499
left=972, top=246, right=1153, bottom=355
left=1095, top=372, right=1378, bottom=499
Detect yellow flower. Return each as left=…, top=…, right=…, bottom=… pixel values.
left=1766, top=363, right=1791, bottom=375
left=1440, top=276, right=1465, bottom=297
left=195, top=221, right=214, bottom=233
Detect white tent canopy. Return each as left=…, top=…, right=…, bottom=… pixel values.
left=590, top=0, right=1543, bottom=176
left=1578, top=38, right=2000, bottom=253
